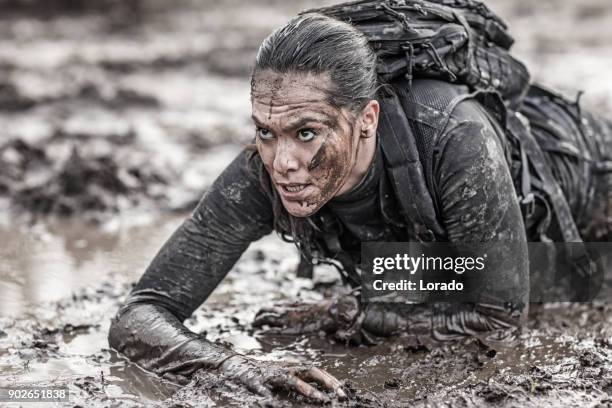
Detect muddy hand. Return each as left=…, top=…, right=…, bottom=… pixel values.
left=253, top=300, right=337, bottom=334
left=219, top=355, right=347, bottom=402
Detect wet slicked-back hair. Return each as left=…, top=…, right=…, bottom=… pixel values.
left=252, top=13, right=378, bottom=111
left=249, top=13, right=379, bottom=258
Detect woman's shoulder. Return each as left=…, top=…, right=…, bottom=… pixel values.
left=198, top=147, right=273, bottom=210
left=391, top=78, right=473, bottom=120
left=387, top=78, right=503, bottom=147
left=383, top=78, right=506, bottom=161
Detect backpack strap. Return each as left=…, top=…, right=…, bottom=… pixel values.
left=379, top=80, right=489, bottom=242
left=507, top=113, right=582, bottom=243
left=378, top=87, right=445, bottom=242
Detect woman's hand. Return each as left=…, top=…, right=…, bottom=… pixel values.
left=253, top=294, right=381, bottom=344
left=253, top=294, right=362, bottom=335
left=219, top=355, right=346, bottom=403
left=253, top=299, right=336, bottom=334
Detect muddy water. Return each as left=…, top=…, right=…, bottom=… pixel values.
left=0, top=216, right=185, bottom=403
left=2, top=216, right=612, bottom=407
left=0, top=214, right=340, bottom=406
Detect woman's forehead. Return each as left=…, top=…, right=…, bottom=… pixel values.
left=251, top=70, right=332, bottom=104
left=251, top=70, right=357, bottom=130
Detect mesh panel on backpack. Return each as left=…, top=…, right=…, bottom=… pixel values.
left=392, top=78, right=467, bottom=170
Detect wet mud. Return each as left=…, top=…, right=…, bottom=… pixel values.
left=3, top=220, right=612, bottom=407
left=2, top=0, right=612, bottom=407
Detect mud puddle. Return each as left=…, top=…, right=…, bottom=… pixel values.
left=0, top=216, right=187, bottom=405
left=2, top=217, right=612, bottom=407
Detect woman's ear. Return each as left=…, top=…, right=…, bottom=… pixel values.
left=360, top=99, right=380, bottom=138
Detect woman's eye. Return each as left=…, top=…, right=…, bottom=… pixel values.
left=256, top=127, right=274, bottom=140
left=297, top=129, right=316, bottom=142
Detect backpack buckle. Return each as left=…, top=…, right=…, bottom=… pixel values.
left=520, top=192, right=535, bottom=219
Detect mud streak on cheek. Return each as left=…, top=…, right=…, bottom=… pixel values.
left=318, top=156, right=344, bottom=200
left=318, top=142, right=346, bottom=199
left=308, top=140, right=327, bottom=171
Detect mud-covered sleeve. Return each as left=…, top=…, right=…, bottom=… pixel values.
left=108, top=150, right=274, bottom=383
left=429, top=114, right=529, bottom=338
left=362, top=108, right=529, bottom=342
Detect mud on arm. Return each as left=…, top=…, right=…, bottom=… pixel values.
left=363, top=116, right=530, bottom=342
left=108, top=150, right=274, bottom=384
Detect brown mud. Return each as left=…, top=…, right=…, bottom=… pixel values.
left=2, top=0, right=612, bottom=407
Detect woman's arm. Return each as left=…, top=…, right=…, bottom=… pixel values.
left=108, top=150, right=346, bottom=401
left=363, top=101, right=529, bottom=341
left=108, top=150, right=274, bottom=382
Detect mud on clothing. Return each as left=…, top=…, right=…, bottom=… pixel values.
left=108, top=79, right=612, bottom=383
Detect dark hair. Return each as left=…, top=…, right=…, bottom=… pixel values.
left=248, top=13, right=379, bottom=259
left=252, top=12, right=378, bottom=111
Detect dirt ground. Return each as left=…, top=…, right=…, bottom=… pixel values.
left=2, top=0, right=612, bottom=407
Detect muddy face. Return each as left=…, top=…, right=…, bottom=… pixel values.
left=251, top=71, right=363, bottom=218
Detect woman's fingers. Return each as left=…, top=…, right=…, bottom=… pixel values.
left=266, top=371, right=329, bottom=403
left=253, top=304, right=305, bottom=327
left=285, top=375, right=329, bottom=403
left=221, top=355, right=346, bottom=403
left=253, top=304, right=322, bottom=332
left=302, top=367, right=347, bottom=400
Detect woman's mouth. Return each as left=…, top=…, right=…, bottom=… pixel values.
left=284, top=184, right=307, bottom=192
left=277, top=183, right=313, bottom=200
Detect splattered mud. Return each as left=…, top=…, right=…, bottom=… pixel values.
left=2, top=0, right=612, bottom=407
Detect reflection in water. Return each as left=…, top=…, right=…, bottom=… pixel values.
left=0, top=215, right=187, bottom=401
left=0, top=215, right=184, bottom=316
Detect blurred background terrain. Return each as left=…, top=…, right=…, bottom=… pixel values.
left=1, top=1, right=612, bottom=407
left=1, top=0, right=612, bottom=220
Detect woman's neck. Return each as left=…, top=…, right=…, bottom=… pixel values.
left=335, top=131, right=378, bottom=196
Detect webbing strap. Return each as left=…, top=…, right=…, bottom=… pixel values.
left=378, top=89, right=445, bottom=242
left=507, top=113, right=583, bottom=243
left=507, top=113, right=596, bottom=300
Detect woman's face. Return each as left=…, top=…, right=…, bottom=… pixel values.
left=251, top=71, right=363, bottom=218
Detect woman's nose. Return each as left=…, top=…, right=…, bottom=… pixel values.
left=273, top=139, right=300, bottom=175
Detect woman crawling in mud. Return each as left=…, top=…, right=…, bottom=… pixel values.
left=108, top=1, right=612, bottom=403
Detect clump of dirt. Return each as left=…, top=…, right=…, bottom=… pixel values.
left=0, top=0, right=269, bottom=221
